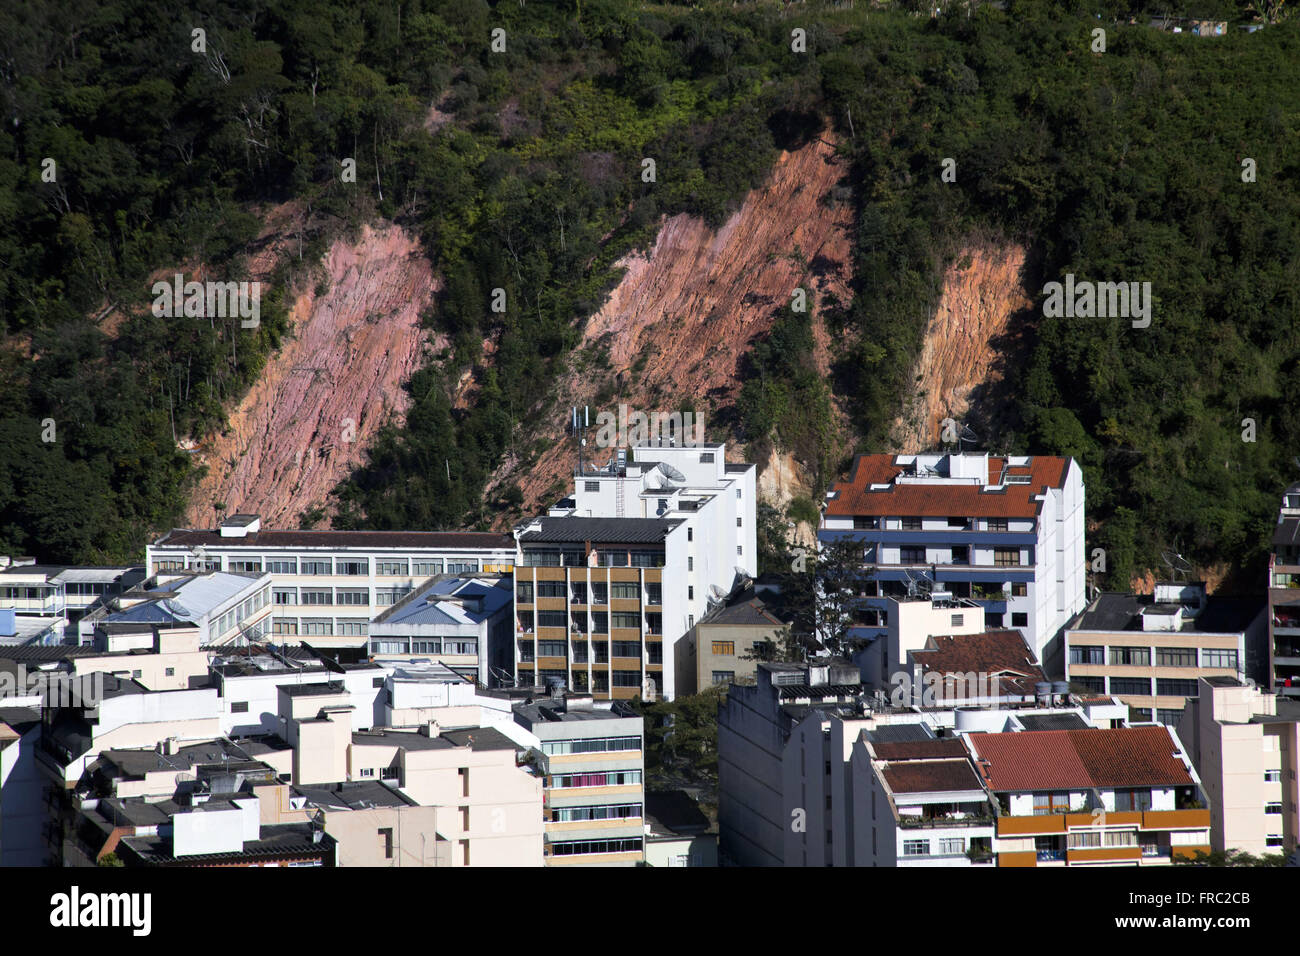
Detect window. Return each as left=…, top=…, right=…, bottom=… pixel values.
left=231, top=701, right=249, bottom=713
left=376, top=560, right=409, bottom=576
left=411, top=560, right=443, bottom=576
left=165, top=667, right=175, bottom=677
left=541, top=737, right=640, bottom=756
left=273, top=619, right=299, bottom=636
left=336, top=589, right=368, bottom=606
left=132, top=670, right=142, bottom=678
left=1265, top=770, right=1282, bottom=783
left=537, top=610, right=567, bottom=628
left=736, top=488, right=742, bottom=499
left=585, top=481, right=600, bottom=492
left=612, top=671, right=642, bottom=687
left=901, top=546, right=925, bottom=564
left=987, top=518, right=1008, bottom=532
left=412, top=639, right=441, bottom=654
left=538, top=641, right=567, bottom=657
left=687, top=528, right=693, bottom=542
left=548, top=838, right=643, bottom=857
left=1266, top=803, right=1283, bottom=814
left=1201, top=648, right=1238, bottom=669
left=901, top=839, right=930, bottom=857
left=552, top=804, right=641, bottom=822
left=1032, top=793, right=1070, bottom=814
left=1129, top=707, right=1153, bottom=722
left=378, top=828, right=393, bottom=859
left=1156, top=647, right=1197, bottom=667
left=853, top=517, right=879, bottom=530
left=591, top=612, right=608, bottom=634
left=938, top=838, right=965, bottom=855
left=901, top=517, right=922, bottom=530
left=994, top=548, right=1020, bottom=567
left=273, top=588, right=297, bottom=605
left=611, top=582, right=638, bottom=600
left=985, top=613, right=1004, bottom=627
left=630, top=550, right=664, bottom=568
left=300, top=560, right=331, bottom=575
left=593, top=641, right=609, bottom=663
left=1071, top=675, right=1105, bottom=693
left=1156, top=679, right=1199, bottom=698
left=1156, top=708, right=1183, bottom=725
left=374, top=587, right=410, bottom=607
left=645, top=584, right=661, bottom=605
left=336, top=619, right=368, bottom=636
left=712, top=671, right=734, bottom=684
left=612, top=641, right=641, bottom=657
left=1068, top=831, right=1101, bottom=849
left=551, top=770, right=642, bottom=789
left=736, top=517, right=743, bottom=528
left=266, top=559, right=297, bottom=574
left=688, top=586, right=694, bottom=600
left=337, top=560, right=367, bottom=575
left=516, top=582, right=534, bottom=602
left=1070, top=645, right=1104, bottom=666
left=447, top=560, right=479, bottom=573
left=591, top=584, right=608, bottom=605
left=359, top=768, right=375, bottom=778
left=1109, top=646, right=1150, bottom=666
left=1011, top=612, right=1028, bottom=627
left=612, top=612, right=640, bottom=629
left=712, top=641, right=736, bottom=655
left=700, top=452, right=714, bottom=463
left=229, top=560, right=262, bottom=573
left=688, top=556, right=693, bottom=571
left=1114, top=789, right=1153, bottom=812
left=1110, top=677, right=1152, bottom=696
left=300, top=588, right=333, bottom=605
left=1011, top=582, right=1027, bottom=597
left=537, top=581, right=566, bottom=598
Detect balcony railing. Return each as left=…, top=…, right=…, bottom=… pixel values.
left=1036, top=849, right=1065, bottom=862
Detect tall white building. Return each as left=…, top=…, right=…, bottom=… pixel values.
left=513, top=439, right=757, bottom=701
left=821, top=452, right=1086, bottom=668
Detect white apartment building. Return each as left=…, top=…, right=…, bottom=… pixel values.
left=81, top=570, right=274, bottom=647
left=147, top=516, right=515, bottom=652
left=855, top=592, right=987, bottom=691
left=821, top=452, right=1086, bottom=667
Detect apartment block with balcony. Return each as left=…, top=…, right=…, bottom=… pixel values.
left=1178, top=676, right=1300, bottom=856
left=1269, top=484, right=1300, bottom=697
left=853, top=731, right=996, bottom=867
left=512, top=517, right=677, bottom=701
left=821, top=452, right=1085, bottom=668
left=147, top=516, right=515, bottom=653
left=513, top=694, right=645, bottom=866
left=1065, top=583, right=1264, bottom=726
left=967, top=725, right=1211, bottom=866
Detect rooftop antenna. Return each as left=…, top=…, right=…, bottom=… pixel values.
left=1159, top=550, right=1193, bottom=582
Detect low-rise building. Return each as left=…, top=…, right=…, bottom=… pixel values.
left=644, top=789, right=717, bottom=867
left=82, top=570, right=274, bottom=647
left=1065, top=583, right=1264, bottom=724
left=683, top=586, right=787, bottom=694
left=0, top=705, right=43, bottom=865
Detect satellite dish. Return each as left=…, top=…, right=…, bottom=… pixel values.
left=162, top=599, right=192, bottom=619
left=659, top=463, right=686, bottom=483
left=1159, top=550, right=1193, bottom=581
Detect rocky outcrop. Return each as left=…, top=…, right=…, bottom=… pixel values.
left=485, top=135, right=855, bottom=522
left=182, top=220, right=439, bottom=528
left=892, top=242, right=1031, bottom=452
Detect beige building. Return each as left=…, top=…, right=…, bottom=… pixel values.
left=1065, top=583, right=1264, bottom=725
left=683, top=586, right=787, bottom=694
left=1177, top=676, right=1300, bottom=856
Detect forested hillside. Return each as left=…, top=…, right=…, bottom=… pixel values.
left=0, top=0, right=1296, bottom=594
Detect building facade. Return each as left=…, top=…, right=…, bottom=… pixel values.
left=821, top=452, right=1086, bottom=667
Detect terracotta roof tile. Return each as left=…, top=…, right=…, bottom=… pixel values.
left=824, top=454, right=1070, bottom=519
left=881, top=758, right=984, bottom=794
left=969, top=726, right=1194, bottom=792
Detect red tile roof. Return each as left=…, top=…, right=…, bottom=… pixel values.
left=872, top=738, right=969, bottom=760
left=824, top=454, right=1069, bottom=519
left=968, top=726, right=1194, bottom=792
left=913, top=630, right=1046, bottom=696
left=881, top=758, right=984, bottom=794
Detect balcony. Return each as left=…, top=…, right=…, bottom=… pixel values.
left=1036, top=849, right=1065, bottom=862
